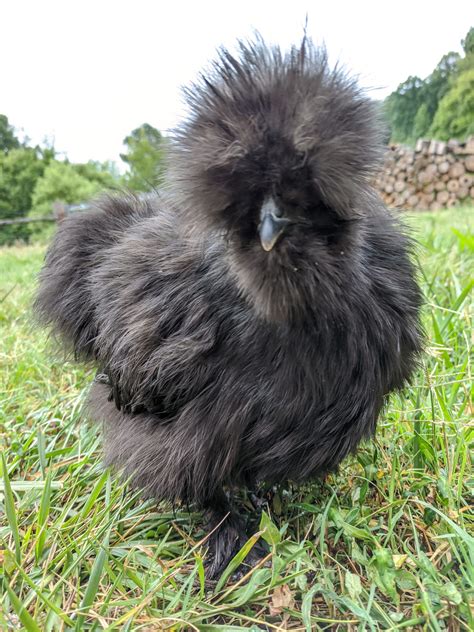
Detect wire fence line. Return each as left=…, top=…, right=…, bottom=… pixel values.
left=0, top=202, right=91, bottom=227
left=0, top=216, right=58, bottom=226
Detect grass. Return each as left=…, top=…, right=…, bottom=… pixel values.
left=0, top=208, right=473, bottom=631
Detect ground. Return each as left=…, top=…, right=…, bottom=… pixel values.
left=0, top=208, right=473, bottom=631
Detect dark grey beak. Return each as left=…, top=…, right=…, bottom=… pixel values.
left=258, top=198, right=291, bottom=252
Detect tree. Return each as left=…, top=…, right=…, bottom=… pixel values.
left=72, top=160, right=122, bottom=189
left=461, top=27, right=474, bottom=56
left=422, top=52, right=460, bottom=123
left=0, top=114, right=20, bottom=154
left=429, top=68, right=474, bottom=140
left=384, top=76, right=425, bottom=143
left=0, top=116, right=121, bottom=245
left=458, top=27, right=474, bottom=74
left=383, top=27, right=474, bottom=144
left=0, top=147, right=47, bottom=245
left=120, top=123, right=166, bottom=191
left=413, top=103, right=431, bottom=139
left=30, top=161, right=105, bottom=218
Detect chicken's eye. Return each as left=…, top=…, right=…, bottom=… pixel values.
left=273, top=205, right=283, bottom=217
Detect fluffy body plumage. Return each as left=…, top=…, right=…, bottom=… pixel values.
left=35, top=38, right=422, bottom=576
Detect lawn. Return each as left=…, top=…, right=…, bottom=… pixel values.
left=0, top=208, right=473, bottom=631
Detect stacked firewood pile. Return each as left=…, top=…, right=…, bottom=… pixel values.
left=375, top=136, right=474, bottom=211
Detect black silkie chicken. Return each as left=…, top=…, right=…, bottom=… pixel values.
left=35, top=38, right=422, bottom=577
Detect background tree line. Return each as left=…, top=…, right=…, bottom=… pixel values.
left=384, top=27, right=474, bottom=144
left=0, top=117, right=165, bottom=245
left=1, top=27, right=473, bottom=245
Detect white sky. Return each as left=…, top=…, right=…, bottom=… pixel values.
left=2, top=0, right=472, bottom=166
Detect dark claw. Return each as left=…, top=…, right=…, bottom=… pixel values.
left=113, top=382, right=121, bottom=410
left=249, top=492, right=264, bottom=511
left=96, top=370, right=150, bottom=416
left=95, top=371, right=119, bottom=407
left=94, top=372, right=111, bottom=385
left=248, top=486, right=275, bottom=511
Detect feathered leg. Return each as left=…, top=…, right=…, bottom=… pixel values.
left=203, top=488, right=268, bottom=579
left=203, top=489, right=247, bottom=578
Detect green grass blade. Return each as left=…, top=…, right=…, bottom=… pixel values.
left=5, top=582, right=41, bottom=632
left=74, top=529, right=110, bottom=631
left=1, top=452, right=21, bottom=563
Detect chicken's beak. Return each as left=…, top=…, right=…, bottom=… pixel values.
left=258, top=199, right=291, bottom=252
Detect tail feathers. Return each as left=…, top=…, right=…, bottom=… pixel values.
left=34, top=193, right=157, bottom=359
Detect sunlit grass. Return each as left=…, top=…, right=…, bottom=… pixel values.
left=1, top=207, right=473, bottom=630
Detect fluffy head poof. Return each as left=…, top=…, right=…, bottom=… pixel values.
left=167, top=37, right=386, bottom=321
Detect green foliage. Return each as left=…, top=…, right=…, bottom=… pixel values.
left=0, top=114, right=20, bottom=153
left=384, top=76, right=425, bottom=143
left=462, top=26, right=474, bottom=55
left=384, top=28, right=473, bottom=143
left=72, top=160, right=121, bottom=189
left=120, top=123, right=166, bottom=191
left=0, top=148, right=46, bottom=213
left=412, top=102, right=431, bottom=139
left=422, top=52, right=460, bottom=121
left=430, top=68, right=474, bottom=140
left=30, top=161, right=115, bottom=218
left=0, top=113, right=121, bottom=246
left=0, top=209, right=473, bottom=628
left=0, top=147, right=47, bottom=245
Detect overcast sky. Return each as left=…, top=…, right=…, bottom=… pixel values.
left=2, top=1, right=472, bottom=166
